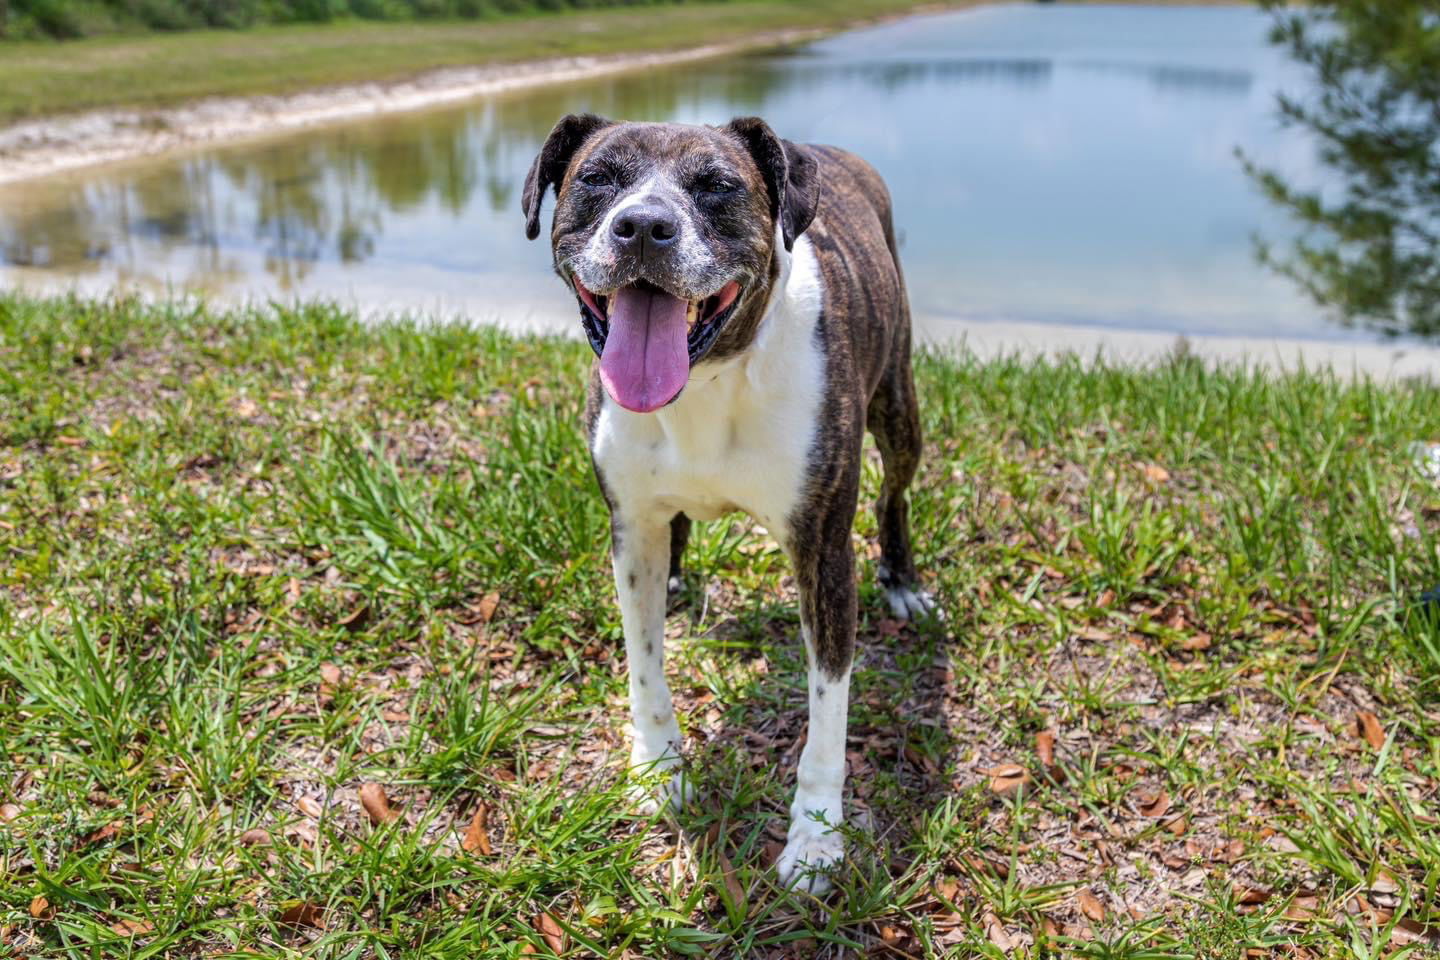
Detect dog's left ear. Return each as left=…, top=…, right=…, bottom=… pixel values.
left=522, top=113, right=614, bottom=241
left=725, top=117, right=819, bottom=252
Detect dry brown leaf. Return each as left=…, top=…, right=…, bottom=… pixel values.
left=1181, top=633, right=1212, bottom=651
left=1285, top=896, right=1319, bottom=921
left=238, top=828, right=270, bottom=847
left=1370, top=867, right=1399, bottom=894
left=1164, top=814, right=1188, bottom=836
left=55, top=435, right=85, bottom=447
left=1354, top=711, right=1385, bottom=750
left=982, top=763, right=1031, bottom=798
left=28, top=896, right=52, bottom=920
left=715, top=846, right=746, bottom=908
left=534, top=912, right=565, bottom=954
left=983, top=911, right=1013, bottom=951
left=234, top=398, right=260, bottom=418
left=295, top=795, right=323, bottom=819
left=359, top=783, right=400, bottom=825
left=1234, top=884, right=1270, bottom=905
left=0, top=803, right=20, bottom=823
left=1140, top=462, right=1171, bottom=484
left=1035, top=730, right=1056, bottom=768
left=1137, top=789, right=1171, bottom=818
left=1076, top=888, right=1105, bottom=922
left=461, top=805, right=493, bottom=855
left=278, top=902, right=326, bottom=929
left=83, top=823, right=119, bottom=846
left=110, top=919, right=154, bottom=937
left=319, top=662, right=342, bottom=686
left=476, top=591, right=500, bottom=624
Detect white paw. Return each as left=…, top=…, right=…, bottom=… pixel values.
left=885, top=585, right=942, bottom=622
left=627, top=759, right=692, bottom=814
left=666, top=575, right=683, bottom=594
left=776, top=819, right=845, bottom=895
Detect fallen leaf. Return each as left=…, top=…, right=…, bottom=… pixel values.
left=1370, top=867, right=1399, bottom=894
left=534, top=912, right=565, bottom=954
left=1234, top=884, right=1270, bottom=905
left=1140, top=462, right=1171, bottom=484
left=1164, top=814, right=1188, bottom=836
left=318, top=662, right=342, bottom=686
left=359, top=783, right=400, bottom=825
left=0, top=803, right=20, bottom=823
left=1354, top=711, right=1385, bottom=750
left=295, top=795, right=323, bottom=818
left=110, top=918, right=154, bottom=937
left=1035, top=730, right=1056, bottom=768
left=234, top=398, right=260, bottom=418
left=476, top=591, right=500, bottom=624
left=1136, top=789, right=1171, bottom=818
left=461, top=805, right=493, bottom=855
left=238, top=828, right=270, bottom=847
left=1181, top=633, right=1212, bottom=651
left=55, top=435, right=85, bottom=447
left=981, top=763, right=1031, bottom=798
left=278, top=902, right=325, bottom=929
left=983, top=911, right=1012, bottom=951
left=83, top=823, right=119, bottom=846
left=1285, top=895, right=1319, bottom=921
left=1076, top=888, right=1105, bottom=922
left=714, top=845, right=746, bottom=908
left=29, top=896, right=52, bottom=920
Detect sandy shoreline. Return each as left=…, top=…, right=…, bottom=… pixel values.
left=916, top=315, right=1440, bottom=380
left=0, top=28, right=825, bottom=187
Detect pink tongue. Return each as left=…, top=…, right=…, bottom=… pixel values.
left=599, top=284, right=691, bottom=413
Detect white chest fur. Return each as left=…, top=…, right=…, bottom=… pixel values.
left=590, top=234, right=825, bottom=536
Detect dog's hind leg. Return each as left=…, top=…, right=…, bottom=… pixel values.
left=667, top=512, right=690, bottom=595
left=612, top=510, right=688, bottom=810
left=866, top=330, right=937, bottom=621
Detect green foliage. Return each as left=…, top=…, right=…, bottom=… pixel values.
left=1246, top=1, right=1440, bottom=340
left=1, top=0, right=709, bottom=38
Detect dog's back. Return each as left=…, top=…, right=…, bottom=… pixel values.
left=798, top=145, right=911, bottom=404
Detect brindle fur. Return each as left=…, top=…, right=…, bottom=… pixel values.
left=529, top=115, right=923, bottom=683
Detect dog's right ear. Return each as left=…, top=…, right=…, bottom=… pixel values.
left=522, top=113, right=613, bottom=241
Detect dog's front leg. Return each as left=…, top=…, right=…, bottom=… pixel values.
left=612, top=509, right=686, bottom=810
left=776, top=510, right=857, bottom=894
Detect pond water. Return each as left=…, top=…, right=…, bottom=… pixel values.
left=0, top=4, right=1337, bottom=341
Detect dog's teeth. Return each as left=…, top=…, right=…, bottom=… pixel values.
left=687, top=301, right=700, bottom=331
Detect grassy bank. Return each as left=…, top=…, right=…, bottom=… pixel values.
left=1, top=295, right=1438, bottom=958
left=0, top=0, right=954, bottom=123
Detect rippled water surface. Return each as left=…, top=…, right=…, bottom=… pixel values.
left=1, top=5, right=1335, bottom=338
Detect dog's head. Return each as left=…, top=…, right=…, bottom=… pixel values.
left=522, top=116, right=819, bottom=413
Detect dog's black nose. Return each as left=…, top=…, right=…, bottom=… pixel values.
left=612, top=204, right=679, bottom=252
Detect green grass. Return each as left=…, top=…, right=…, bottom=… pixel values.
left=0, top=0, right=962, bottom=124
left=1, top=293, right=1439, bottom=958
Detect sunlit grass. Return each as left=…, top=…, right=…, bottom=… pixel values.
left=1, top=293, right=1438, bottom=957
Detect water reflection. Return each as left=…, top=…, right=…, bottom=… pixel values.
left=0, top=5, right=1330, bottom=338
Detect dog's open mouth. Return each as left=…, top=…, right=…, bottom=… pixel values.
left=572, top=276, right=742, bottom=413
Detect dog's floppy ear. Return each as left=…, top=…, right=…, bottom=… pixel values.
left=522, top=113, right=613, bottom=241
left=725, top=116, right=819, bottom=252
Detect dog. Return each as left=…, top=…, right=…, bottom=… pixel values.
left=522, top=115, right=934, bottom=893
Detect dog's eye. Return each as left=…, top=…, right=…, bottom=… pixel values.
left=695, top=177, right=736, bottom=196
left=579, top=171, right=613, bottom=188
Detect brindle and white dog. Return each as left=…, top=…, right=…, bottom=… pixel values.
left=522, top=115, right=935, bottom=893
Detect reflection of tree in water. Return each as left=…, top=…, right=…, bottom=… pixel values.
left=1, top=49, right=806, bottom=283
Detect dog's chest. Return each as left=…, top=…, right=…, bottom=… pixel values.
left=592, top=237, right=826, bottom=534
